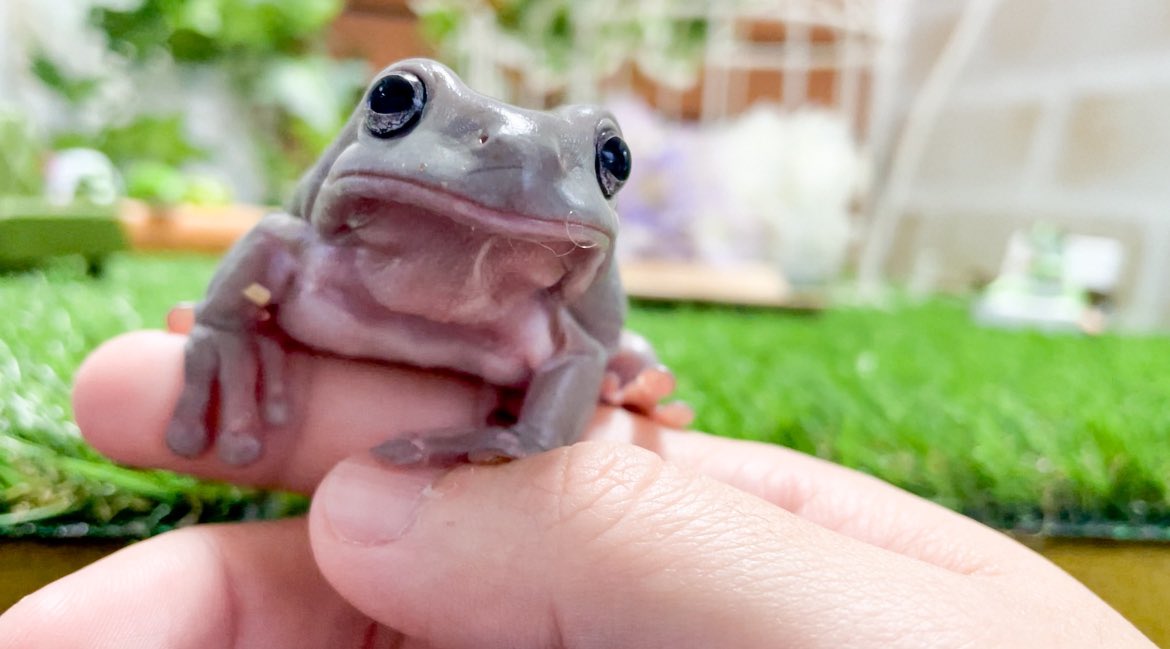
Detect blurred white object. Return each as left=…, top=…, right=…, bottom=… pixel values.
left=974, top=225, right=1125, bottom=332
left=43, top=148, right=121, bottom=205
left=610, top=97, right=862, bottom=283
left=1064, top=235, right=1126, bottom=296
left=708, top=106, right=860, bottom=285
left=862, top=0, right=1170, bottom=329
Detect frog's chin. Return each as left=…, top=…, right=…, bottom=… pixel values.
left=315, top=172, right=611, bottom=251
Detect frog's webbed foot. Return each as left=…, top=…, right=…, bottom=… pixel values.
left=601, top=365, right=695, bottom=429
left=373, top=425, right=546, bottom=467
left=166, top=323, right=288, bottom=466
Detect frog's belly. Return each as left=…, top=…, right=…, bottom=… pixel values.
left=276, top=284, right=556, bottom=387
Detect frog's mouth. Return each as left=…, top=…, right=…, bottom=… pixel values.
left=319, top=172, right=611, bottom=251
left=315, top=172, right=611, bottom=300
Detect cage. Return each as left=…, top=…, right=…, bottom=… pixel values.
left=411, top=0, right=895, bottom=302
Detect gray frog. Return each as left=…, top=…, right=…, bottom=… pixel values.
left=167, top=58, right=688, bottom=467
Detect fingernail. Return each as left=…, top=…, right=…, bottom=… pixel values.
left=319, top=458, right=443, bottom=545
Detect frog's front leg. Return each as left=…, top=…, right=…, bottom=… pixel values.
left=166, top=212, right=306, bottom=465
left=375, top=317, right=606, bottom=466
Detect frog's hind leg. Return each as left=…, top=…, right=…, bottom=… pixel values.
left=373, top=426, right=532, bottom=466
left=213, top=332, right=266, bottom=465
left=257, top=334, right=290, bottom=427
left=166, top=327, right=220, bottom=458
left=602, top=331, right=694, bottom=429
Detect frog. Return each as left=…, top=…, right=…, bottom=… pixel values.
left=165, top=58, right=690, bottom=467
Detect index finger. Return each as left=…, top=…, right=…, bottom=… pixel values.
left=73, top=331, right=494, bottom=493
left=77, top=330, right=1044, bottom=574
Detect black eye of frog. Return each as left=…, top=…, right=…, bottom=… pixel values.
left=595, top=133, right=632, bottom=198
left=366, top=72, right=427, bottom=138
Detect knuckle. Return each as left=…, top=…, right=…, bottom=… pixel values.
left=538, top=440, right=687, bottom=547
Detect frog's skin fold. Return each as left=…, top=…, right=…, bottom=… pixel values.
left=166, top=58, right=687, bottom=467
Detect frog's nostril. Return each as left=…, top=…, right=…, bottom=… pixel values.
left=478, top=132, right=490, bottom=145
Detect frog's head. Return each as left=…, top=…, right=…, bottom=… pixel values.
left=291, top=59, right=630, bottom=299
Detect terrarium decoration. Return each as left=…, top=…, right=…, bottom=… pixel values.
left=0, top=111, right=125, bottom=274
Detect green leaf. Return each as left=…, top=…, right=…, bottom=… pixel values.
left=29, top=54, right=100, bottom=105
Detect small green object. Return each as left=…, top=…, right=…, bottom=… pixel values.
left=0, top=197, right=126, bottom=273
left=124, top=162, right=189, bottom=205
left=0, top=112, right=44, bottom=196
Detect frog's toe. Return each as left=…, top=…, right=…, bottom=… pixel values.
left=373, top=437, right=428, bottom=466
left=263, top=398, right=289, bottom=427
left=634, top=366, right=676, bottom=401
left=650, top=400, right=696, bottom=429
left=166, top=417, right=209, bottom=458
left=475, top=428, right=528, bottom=460
left=217, top=430, right=264, bottom=466
left=373, top=427, right=541, bottom=466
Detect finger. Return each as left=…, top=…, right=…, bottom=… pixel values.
left=73, top=334, right=1060, bottom=573
left=78, top=331, right=1022, bottom=573
left=73, top=331, right=494, bottom=492
left=309, top=441, right=993, bottom=649
left=0, top=519, right=401, bottom=649
left=586, top=406, right=1039, bottom=573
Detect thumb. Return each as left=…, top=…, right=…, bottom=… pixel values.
left=308, top=441, right=981, bottom=649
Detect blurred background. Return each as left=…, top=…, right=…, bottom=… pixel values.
left=4, top=0, right=1170, bottom=324
left=4, top=0, right=1170, bottom=641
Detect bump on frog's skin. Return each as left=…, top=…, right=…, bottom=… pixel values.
left=166, top=58, right=682, bottom=467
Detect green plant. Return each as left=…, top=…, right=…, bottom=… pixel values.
left=28, top=0, right=365, bottom=204
left=414, top=0, right=709, bottom=95
left=0, top=255, right=302, bottom=538
left=0, top=111, right=44, bottom=197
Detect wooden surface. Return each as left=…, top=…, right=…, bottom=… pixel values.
left=621, top=260, right=821, bottom=309
left=1030, top=538, right=1170, bottom=646
left=330, top=0, right=431, bottom=68
left=119, top=199, right=270, bottom=253
left=0, top=540, right=126, bottom=612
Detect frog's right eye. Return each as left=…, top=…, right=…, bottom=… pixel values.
left=365, top=72, right=427, bottom=138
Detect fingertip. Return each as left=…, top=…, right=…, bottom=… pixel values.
left=73, top=330, right=186, bottom=462
left=305, top=441, right=726, bottom=647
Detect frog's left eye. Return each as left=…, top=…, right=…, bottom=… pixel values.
left=595, top=133, right=632, bottom=198
left=366, top=72, right=427, bottom=138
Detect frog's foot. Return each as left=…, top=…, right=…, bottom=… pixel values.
left=601, top=366, right=695, bottom=429
left=645, top=401, right=695, bottom=429
left=166, top=324, right=288, bottom=466
left=166, top=326, right=219, bottom=458
left=373, top=425, right=546, bottom=467
left=166, top=302, right=196, bottom=335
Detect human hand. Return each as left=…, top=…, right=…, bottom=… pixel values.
left=0, top=332, right=1153, bottom=648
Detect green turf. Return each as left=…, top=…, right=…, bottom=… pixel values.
left=2, top=253, right=1170, bottom=539
left=0, top=254, right=303, bottom=538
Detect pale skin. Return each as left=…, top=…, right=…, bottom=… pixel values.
left=0, top=331, right=1154, bottom=648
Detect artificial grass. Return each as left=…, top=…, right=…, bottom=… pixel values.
left=630, top=302, right=1170, bottom=538
left=0, top=255, right=303, bottom=538
left=2, top=253, right=1170, bottom=539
